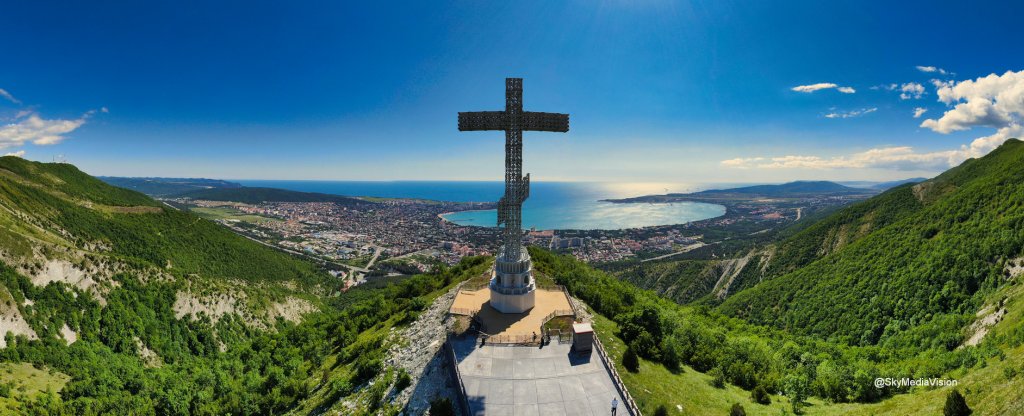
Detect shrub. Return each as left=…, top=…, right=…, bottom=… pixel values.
left=730, top=403, right=747, bottom=416
left=943, top=389, right=972, bottom=416
left=1003, top=365, right=1017, bottom=380
left=429, top=397, right=455, bottom=416
left=751, top=384, right=772, bottom=404
left=710, top=367, right=726, bottom=388
left=395, top=369, right=412, bottom=392
left=654, top=404, right=669, bottom=416
left=623, top=346, right=640, bottom=373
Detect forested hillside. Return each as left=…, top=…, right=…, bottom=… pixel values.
left=535, top=247, right=1024, bottom=414
left=720, top=139, right=1024, bottom=346
left=0, top=156, right=484, bottom=414
left=175, top=187, right=371, bottom=206
left=97, top=177, right=242, bottom=197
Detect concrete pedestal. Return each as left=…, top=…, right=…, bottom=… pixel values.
left=489, top=283, right=536, bottom=313
left=489, top=246, right=537, bottom=313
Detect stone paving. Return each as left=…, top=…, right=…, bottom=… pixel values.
left=452, top=336, right=629, bottom=416
left=450, top=288, right=573, bottom=338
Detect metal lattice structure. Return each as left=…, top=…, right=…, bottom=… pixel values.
left=458, top=78, right=569, bottom=264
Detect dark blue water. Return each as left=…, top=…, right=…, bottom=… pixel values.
left=236, top=180, right=726, bottom=230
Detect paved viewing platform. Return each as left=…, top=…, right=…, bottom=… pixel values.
left=450, top=287, right=573, bottom=339
left=450, top=336, right=629, bottom=416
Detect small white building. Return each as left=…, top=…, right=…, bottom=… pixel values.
left=572, top=322, right=594, bottom=352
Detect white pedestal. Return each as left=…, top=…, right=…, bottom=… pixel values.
left=489, top=285, right=536, bottom=313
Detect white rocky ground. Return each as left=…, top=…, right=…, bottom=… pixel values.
left=60, top=323, right=78, bottom=345
left=962, top=263, right=1020, bottom=347
left=173, top=289, right=315, bottom=328
left=0, top=290, right=38, bottom=348
left=173, top=291, right=241, bottom=322
left=384, top=282, right=465, bottom=415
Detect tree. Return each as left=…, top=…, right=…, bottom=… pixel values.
left=730, top=403, right=747, bottom=416
left=815, top=360, right=849, bottom=402
left=943, top=389, right=972, bottom=416
left=784, top=373, right=810, bottom=414
left=623, top=346, right=640, bottom=373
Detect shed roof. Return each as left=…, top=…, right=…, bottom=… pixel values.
left=572, top=322, right=593, bottom=334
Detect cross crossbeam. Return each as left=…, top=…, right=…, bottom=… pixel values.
left=458, top=78, right=569, bottom=262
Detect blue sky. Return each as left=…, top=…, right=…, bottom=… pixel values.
left=1, top=0, right=1023, bottom=183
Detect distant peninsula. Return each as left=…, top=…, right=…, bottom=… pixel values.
left=604, top=180, right=881, bottom=203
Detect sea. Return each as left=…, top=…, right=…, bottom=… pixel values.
left=236, top=180, right=729, bottom=230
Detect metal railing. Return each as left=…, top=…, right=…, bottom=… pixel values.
left=477, top=332, right=541, bottom=345
left=593, top=334, right=642, bottom=416
left=561, top=285, right=581, bottom=317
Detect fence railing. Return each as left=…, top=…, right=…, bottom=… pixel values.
left=561, top=285, right=581, bottom=317
left=477, top=332, right=541, bottom=345
left=459, top=281, right=567, bottom=294
left=449, top=307, right=478, bottom=316
left=544, top=328, right=573, bottom=344
left=459, top=281, right=490, bottom=292
left=593, top=334, right=642, bottom=416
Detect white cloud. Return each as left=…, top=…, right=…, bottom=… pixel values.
left=0, top=111, right=92, bottom=149
left=920, top=70, right=1024, bottom=134
left=791, top=83, right=856, bottom=94
left=0, top=88, right=20, bottom=105
left=792, top=83, right=837, bottom=93
left=916, top=65, right=950, bottom=75
left=723, top=70, right=1024, bottom=172
left=825, top=107, right=877, bottom=119
left=913, top=107, right=928, bottom=118
left=899, top=82, right=925, bottom=99
left=720, top=157, right=765, bottom=169
left=3, top=150, right=25, bottom=158
left=719, top=146, right=959, bottom=171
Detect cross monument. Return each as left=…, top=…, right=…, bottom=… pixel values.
left=458, top=78, right=569, bottom=313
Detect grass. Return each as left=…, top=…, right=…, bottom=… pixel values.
left=189, top=206, right=280, bottom=223
left=593, top=301, right=1024, bottom=415
left=0, top=362, right=71, bottom=414
left=592, top=314, right=795, bottom=415
left=542, top=315, right=574, bottom=333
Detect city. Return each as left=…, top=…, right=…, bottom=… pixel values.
left=161, top=188, right=870, bottom=288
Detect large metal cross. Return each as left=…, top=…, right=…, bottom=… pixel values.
left=458, top=78, right=569, bottom=262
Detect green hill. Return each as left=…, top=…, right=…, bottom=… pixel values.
left=98, top=177, right=243, bottom=196
left=536, top=245, right=1023, bottom=415
left=176, top=186, right=371, bottom=206
left=717, top=139, right=1024, bottom=347
left=606, top=180, right=874, bottom=203
left=696, top=180, right=866, bottom=197
left=0, top=156, right=484, bottom=414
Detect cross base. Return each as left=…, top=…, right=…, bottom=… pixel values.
left=488, top=284, right=536, bottom=314
left=488, top=245, right=537, bottom=313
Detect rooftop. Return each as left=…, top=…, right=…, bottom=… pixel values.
left=451, top=336, right=629, bottom=416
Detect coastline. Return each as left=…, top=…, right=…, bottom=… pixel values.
left=438, top=208, right=496, bottom=225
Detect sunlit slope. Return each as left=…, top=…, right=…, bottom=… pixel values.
left=0, top=156, right=325, bottom=285
left=720, top=138, right=1024, bottom=346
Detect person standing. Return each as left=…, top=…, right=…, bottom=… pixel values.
left=611, top=397, right=619, bottom=415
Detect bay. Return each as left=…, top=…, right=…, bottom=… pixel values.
left=236, top=180, right=727, bottom=230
